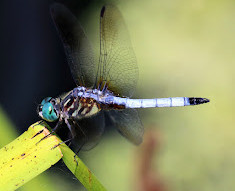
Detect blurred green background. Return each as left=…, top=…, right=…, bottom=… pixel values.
left=0, top=0, right=234, bottom=190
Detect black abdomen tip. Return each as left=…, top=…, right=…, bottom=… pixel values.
left=189, top=97, right=210, bottom=105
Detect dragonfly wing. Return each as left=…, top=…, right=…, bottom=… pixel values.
left=71, top=111, right=105, bottom=151
left=50, top=3, right=96, bottom=87
left=107, top=109, right=144, bottom=145
left=97, top=5, right=138, bottom=97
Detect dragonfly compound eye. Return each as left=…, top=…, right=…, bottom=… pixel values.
left=41, top=102, right=59, bottom=122
left=39, top=97, right=59, bottom=122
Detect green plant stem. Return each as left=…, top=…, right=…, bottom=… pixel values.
left=60, top=144, right=107, bottom=191
left=0, top=122, right=63, bottom=191
left=0, top=121, right=107, bottom=191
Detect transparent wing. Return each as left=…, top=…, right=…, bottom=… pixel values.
left=107, top=109, right=144, bottom=145
left=50, top=3, right=96, bottom=87
left=71, top=111, right=105, bottom=151
left=97, top=5, right=138, bottom=97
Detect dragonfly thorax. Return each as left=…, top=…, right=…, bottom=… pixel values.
left=59, top=87, right=103, bottom=119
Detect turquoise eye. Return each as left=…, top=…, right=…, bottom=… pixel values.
left=40, top=98, right=59, bottom=122
left=41, top=97, right=52, bottom=105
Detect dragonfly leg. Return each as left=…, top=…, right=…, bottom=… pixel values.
left=51, top=118, right=63, bottom=133
left=46, top=118, right=63, bottom=138
left=52, top=137, right=73, bottom=149
left=36, top=119, right=63, bottom=145
left=72, top=141, right=86, bottom=173
left=68, top=119, right=88, bottom=168
left=64, top=118, right=76, bottom=139
left=70, top=119, right=88, bottom=149
left=52, top=119, right=76, bottom=149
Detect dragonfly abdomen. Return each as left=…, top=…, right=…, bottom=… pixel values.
left=111, top=97, right=209, bottom=108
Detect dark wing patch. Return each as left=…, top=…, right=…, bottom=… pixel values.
left=51, top=3, right=96, bottom=87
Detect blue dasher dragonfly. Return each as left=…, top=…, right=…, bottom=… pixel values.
left=38, top=3, right=209, bottom=148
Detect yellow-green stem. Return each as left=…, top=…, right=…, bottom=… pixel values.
left=60, top=144, right=107, bottom=191
left=0, top=122, right=63, bottom=191
left=0, top=121, right=107, bottom=191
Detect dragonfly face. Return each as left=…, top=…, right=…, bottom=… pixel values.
left=38, top=3, right=209, bottom=150
left=38, top=97, right=59, bottom=122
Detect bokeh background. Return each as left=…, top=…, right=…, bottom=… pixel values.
left=0, top=0, right=234, bottom=190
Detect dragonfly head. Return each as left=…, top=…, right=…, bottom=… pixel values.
left=38, top=97, right=59, bottom=122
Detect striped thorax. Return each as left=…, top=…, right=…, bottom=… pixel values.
left=61, top=88, right=101, bottom=119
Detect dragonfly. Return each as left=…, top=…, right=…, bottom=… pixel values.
left=38, top=3, right=209, bottom=149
